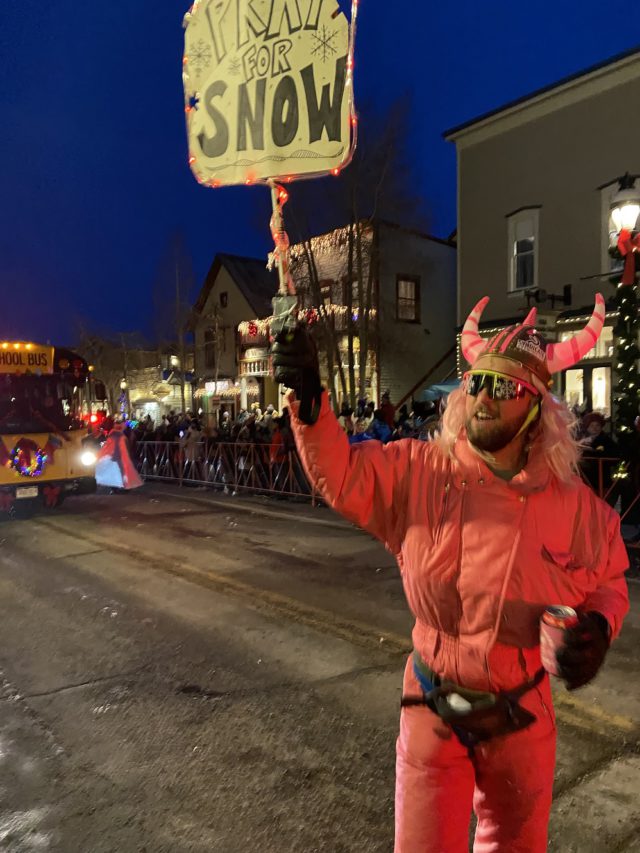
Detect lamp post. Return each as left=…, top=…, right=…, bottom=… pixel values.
left=609, top=173, right=640, bottom=443
left=120, top=378, right=129, bottom=420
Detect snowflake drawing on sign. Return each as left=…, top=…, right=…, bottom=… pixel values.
left=190, top=40, right=212, bottom=76
left=228, top=57, right=242, bottom=76
left=311, top=25, right=338, bottom=63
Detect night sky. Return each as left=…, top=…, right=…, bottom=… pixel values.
left=1, top=1, right=638, bottom=345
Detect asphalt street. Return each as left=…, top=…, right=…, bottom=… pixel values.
left=0, top=485, right=638, bottom=853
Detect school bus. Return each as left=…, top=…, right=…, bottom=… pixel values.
left=0, top=341, right=98, bottom=513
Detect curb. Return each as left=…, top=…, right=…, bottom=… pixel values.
left=142, top=484, right=352, bottom=531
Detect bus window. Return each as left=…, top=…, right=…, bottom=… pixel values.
left=0, top=375, right=73, bottom=434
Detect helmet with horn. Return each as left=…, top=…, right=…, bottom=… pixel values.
left=461, top=294, right=606, bottom=390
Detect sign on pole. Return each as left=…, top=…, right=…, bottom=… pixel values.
left=183, top=0, right=357, bottom=187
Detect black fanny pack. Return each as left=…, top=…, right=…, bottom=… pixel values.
left=401, top=652, right=545, bottom=747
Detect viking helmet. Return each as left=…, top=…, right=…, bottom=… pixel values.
left=461, top=294, right=606, bottom=389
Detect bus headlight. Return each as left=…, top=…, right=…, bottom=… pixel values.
left=81, top=450, right=97, bottom=467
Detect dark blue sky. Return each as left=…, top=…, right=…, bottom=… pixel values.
left=1, top=1, right=638, bottom=344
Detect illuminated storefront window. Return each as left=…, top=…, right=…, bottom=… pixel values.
left=591, top=367, right=610, bottom=416
left=559, top=323, right=613, bottom=418
left=560, top=326, right=613, bottom=359
left=562, top=365, right=611, bottom=417
left=564, top=369, right=584, bottom=411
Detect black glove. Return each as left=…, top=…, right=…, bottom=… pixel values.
left=270, top=323, right=322, bottom=425
left=556, top=611, right=610, bottom=691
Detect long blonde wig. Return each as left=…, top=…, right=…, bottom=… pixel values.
left=435, top=387, right=583, bottom=486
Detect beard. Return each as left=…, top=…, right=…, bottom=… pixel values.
left=465, top=410, right=531, bottom=453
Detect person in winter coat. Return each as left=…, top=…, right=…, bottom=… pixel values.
left=380, top=390, right=396, bottom=429
left=369, top=409, right=393, bottom=444
left=348, top=417, right=373, bottom=445
left=271, top=292, right=629, bottom=853
left=579, top=411, right=618, bottom=498
left=95, top=421, right=143, bottom=490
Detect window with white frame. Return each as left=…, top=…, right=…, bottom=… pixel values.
left=343, top=278, right=360, bottom=309
left=507, top=208, right=540, bottom=292
left=320, top=279, right=334, bottom=307
left=396, top=276, right=420, bottom=322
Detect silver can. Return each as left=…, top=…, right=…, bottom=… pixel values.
left=540, top=606, right=578, bottom=676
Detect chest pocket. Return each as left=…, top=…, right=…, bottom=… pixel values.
left=541, top=545, right=598, bottom=595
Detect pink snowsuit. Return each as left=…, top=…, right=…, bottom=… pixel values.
left=289, top=393, right=629, bottom=853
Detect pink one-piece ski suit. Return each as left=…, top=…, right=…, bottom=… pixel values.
left=289, top=392, right=629, bottom=853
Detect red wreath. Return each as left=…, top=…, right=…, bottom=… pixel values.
left=10, top=437, right=47, bottom=478
left=617, top=228, right=640, bottom=285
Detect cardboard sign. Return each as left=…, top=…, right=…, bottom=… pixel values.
left=183, top=0, right=356, bottom=186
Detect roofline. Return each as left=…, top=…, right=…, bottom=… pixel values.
left=377, top=219, right=456, bottom=248
left=287, top=218, right=456, bottom=251
left=192, top=252, right=272, bottom=317
left=443, top=44, right=640, bottom=141
left=217, top=251, right=269, bottom=265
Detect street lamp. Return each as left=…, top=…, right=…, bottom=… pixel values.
left=119, top=378, right=129, bottom=419
left=610, top=173, right=640, bottom=233
left=608, top=173, right=640, bottom=443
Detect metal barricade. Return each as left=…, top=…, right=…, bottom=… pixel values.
left=579, top=455, right=640, bottom=523
left=135, top=440, right=319, bottom=504
left=134, top=442, right=639, bottom=518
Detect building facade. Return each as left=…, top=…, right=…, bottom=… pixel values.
left=273, top=220, right=457, bottom=408
left=192, top=225, right=456, bottom=420
left=445, top=47, right=640, bottom=418
left=191, top=253, right=279, bottom=423
left=376, top=221, right=457, bottom=405
left=127, top=349, right=195, bottom=423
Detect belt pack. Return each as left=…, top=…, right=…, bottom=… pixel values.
left=401, top=652, right=545, bottom=746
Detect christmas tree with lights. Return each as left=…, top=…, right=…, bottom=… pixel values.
left=609, top=175, right=640, bottom=453
left=611, top=278, right=640, bottom=446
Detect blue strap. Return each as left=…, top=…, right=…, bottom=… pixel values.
left=412, top=658, right=436, bottom=695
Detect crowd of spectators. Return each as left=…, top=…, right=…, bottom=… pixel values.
left=130, top=403, right=288, bottom=450
left=336, top=391, right=444, bottom=446
left=127, top=391, right=446, bottom=451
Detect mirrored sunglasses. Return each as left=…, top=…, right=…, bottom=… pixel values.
left=463, top=370, right=538, bottom=401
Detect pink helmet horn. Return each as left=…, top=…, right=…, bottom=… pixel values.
left=461, top=296, right=490, bottom=365
left=545, top=294, right=606, bottom=374
left=461, top=300, right=539, bottom=366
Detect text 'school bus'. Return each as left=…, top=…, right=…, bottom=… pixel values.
left=0, top=341, right=98, bottom=514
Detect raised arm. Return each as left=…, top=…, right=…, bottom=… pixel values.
left=271, top=322, right=413, bottom=551
left=288, top=391, right=412, bottom=553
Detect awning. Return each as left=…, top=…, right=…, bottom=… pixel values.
left=417, top=380, right=460, bottom=402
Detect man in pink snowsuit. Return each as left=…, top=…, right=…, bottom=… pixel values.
left=271, top=293, right=629, bottom=852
